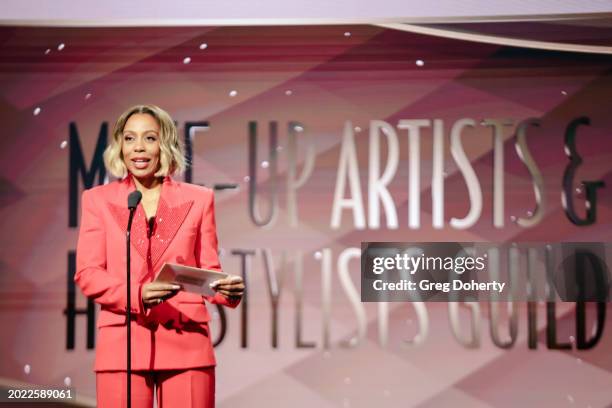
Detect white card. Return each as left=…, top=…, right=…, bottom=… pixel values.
left=154, top=263, right=228, bottom=296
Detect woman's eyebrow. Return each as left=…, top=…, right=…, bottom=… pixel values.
left=123, top=129, right=159, bottom=134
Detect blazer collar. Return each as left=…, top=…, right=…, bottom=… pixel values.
left=120, top=173, right=178, bottom=206
left=108, top=173, right=194, bottom=277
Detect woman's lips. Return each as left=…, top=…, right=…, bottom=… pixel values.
left=131, top=158, right=150, bottom=169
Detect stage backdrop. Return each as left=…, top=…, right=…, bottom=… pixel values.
left=1, top=23, right=612, bottom=407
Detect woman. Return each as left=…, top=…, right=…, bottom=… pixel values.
left=75, top=104, right=244, bottom=408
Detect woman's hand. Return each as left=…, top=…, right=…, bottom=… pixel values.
left=210, top=275, right=245, bottom=299
left=142, top=282, right=181, bottom=307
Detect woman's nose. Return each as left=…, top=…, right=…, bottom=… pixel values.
left=134, top=138, right=145, bottom=151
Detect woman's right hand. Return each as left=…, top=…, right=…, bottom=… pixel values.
left=142, top=282, right=182, bottom=307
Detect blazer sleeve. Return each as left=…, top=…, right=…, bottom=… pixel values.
left=196, top=188, right=241, bottom=309
left=74, top=189, right=144, bottom=315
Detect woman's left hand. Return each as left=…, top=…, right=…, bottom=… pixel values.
left=210, top=275, right=245, bottom=299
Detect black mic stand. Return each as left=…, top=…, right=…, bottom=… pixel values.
left=126, top=190, right=142, bottom=408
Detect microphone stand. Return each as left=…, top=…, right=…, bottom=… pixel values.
left=126, top=190, right=141, bottom=408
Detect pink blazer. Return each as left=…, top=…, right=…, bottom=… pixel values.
left=75, top=174, right=239, bottom=372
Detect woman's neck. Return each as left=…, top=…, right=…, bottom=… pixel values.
left=132, top=174, right=163, bottom=192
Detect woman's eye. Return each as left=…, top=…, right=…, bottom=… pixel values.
left=124, top=135, right=133, bottom=141
left=147, top=136, right=157, bottom=141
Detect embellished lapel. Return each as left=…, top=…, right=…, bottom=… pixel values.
left=149, top=194, right=193, bottom=269
left=107, top=174, right=194, bottom=275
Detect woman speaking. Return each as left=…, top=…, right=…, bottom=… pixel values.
left=75, top=104, right=244, bottom=407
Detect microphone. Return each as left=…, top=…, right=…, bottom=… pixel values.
left=128, top=190, right=142, bottom=210
left=126, top=190, right=141, bottom=408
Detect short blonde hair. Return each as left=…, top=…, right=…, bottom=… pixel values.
left=103, top=104, right=187, bottom=178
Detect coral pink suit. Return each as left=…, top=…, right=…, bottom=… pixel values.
left=75, top=174, right=239, bottom=406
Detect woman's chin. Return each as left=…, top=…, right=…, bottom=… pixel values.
left=129, top=167, right=156, bottom=179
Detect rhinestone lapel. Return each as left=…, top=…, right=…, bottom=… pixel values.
left=148, top=198, right=193, bottom=268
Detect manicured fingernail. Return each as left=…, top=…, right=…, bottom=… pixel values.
left=172, top=285, right=181, bottom=289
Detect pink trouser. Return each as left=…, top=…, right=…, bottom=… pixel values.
left=96, top=367, right=215, bottom=408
